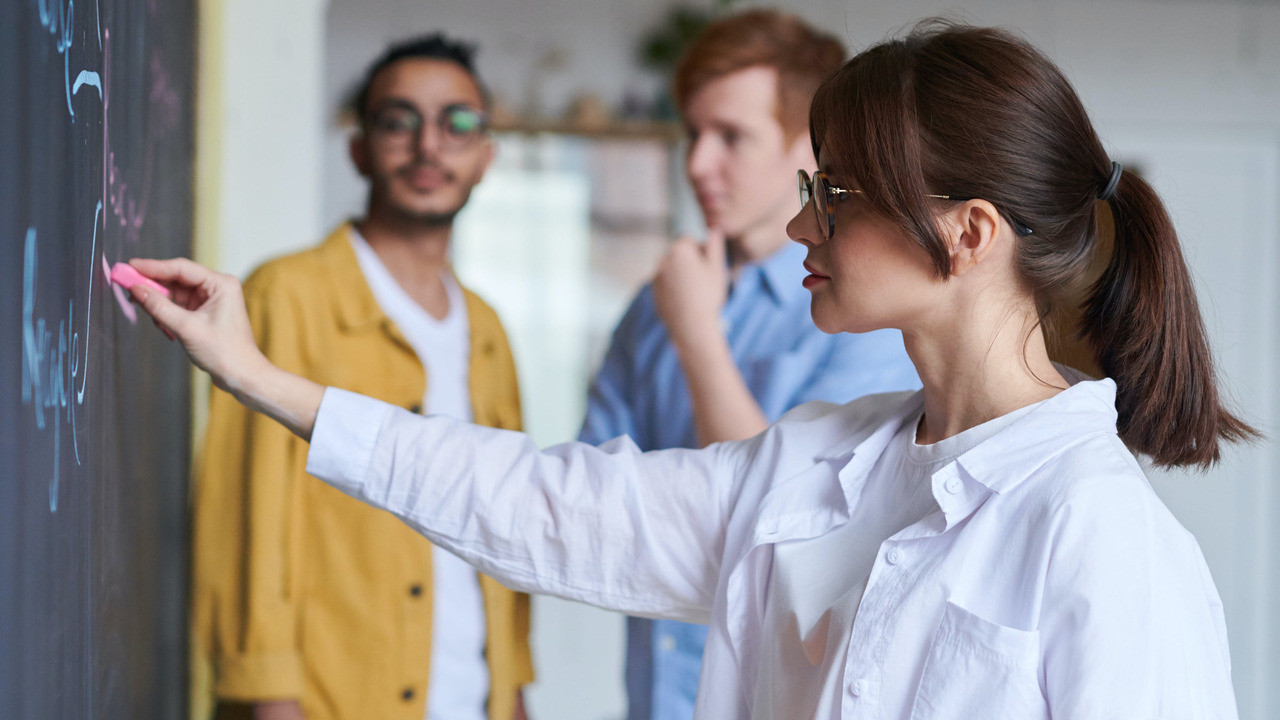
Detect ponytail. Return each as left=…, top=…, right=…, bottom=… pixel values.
left=1083, top=170, right=1258, bottom=468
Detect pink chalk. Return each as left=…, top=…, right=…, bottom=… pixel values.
left=109, top=262, right=170, bottom=298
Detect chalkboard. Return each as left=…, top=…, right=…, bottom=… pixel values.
left=1, top=0, right=195, bottom=718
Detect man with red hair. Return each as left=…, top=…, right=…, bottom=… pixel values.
left=579, top=10, right=919, bottom=719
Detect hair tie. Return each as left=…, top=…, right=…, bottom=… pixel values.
left=1098, top=161, right=1122, bottom=202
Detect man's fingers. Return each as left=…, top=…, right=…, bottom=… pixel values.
left=703, top=228, right=726, bottom=266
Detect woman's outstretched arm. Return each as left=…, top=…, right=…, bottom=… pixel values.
left=307, top=387, right=741, bottom=619
left=127, top=257, right=325, bottom=440
left=129, top=256, right=741, bottom=618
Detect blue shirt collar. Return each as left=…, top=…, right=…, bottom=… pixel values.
left=740, top=240, right=809, bottom=307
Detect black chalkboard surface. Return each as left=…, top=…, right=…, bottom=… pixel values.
left=1, top=0, right=195, bottom=717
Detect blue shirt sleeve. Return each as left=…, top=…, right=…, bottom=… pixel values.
left=578, top=287, right=650, bottom=446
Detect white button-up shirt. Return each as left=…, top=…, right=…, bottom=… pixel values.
left=307, top=377, right=1237, bottom=719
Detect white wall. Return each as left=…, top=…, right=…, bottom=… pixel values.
left=207, top=1, right=1280, bottom=718
left=201, top=0, right=329, bottom=279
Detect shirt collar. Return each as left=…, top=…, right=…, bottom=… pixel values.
left=745, top=240, right=809, bottom=307
left=316, top=222, right=389, bottom=333
left=818, top=367, right=1119, bottom=501
left=953, top=372, right=1118, bottom=496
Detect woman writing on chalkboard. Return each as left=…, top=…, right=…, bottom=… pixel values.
left=133, top=22, right=1251, bottom=718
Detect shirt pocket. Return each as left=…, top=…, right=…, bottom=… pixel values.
left=909, top=601, right=1047, bottom=720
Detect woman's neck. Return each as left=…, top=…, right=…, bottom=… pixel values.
left=906, top=300, right=1068, bottom=445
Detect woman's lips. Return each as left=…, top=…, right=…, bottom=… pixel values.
left=802, top=261, right=829, bottom=288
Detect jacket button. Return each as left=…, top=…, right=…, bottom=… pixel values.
left=409, top=584, right=423, bottom=597
left=401, top=687, right=415, bottom=701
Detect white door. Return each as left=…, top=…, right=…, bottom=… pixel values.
left=1107, top=126, right=1280, bottom=719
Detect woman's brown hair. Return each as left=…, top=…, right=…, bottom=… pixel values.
left=810, top=20, right=1257, bottom=468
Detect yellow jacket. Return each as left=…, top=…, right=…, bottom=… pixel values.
left=191, top=225, right=532, bottom=720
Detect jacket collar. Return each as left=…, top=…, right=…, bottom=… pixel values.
left=317, top=223, right=389, bottom=333
left=320, top=223, right=492, bottom=346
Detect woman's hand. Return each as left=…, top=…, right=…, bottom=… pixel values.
left=127, top=257, right=268, bottom=396
left=128, top=257, right=325, bottom=440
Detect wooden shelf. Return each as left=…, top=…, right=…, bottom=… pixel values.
left=490, top=118, right=683, bottom=142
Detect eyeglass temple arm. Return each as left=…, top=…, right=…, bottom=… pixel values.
left=836, top=188, right=951, bottom=200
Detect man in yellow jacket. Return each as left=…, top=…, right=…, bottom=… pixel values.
left=192, top=34, right=532, bottom=720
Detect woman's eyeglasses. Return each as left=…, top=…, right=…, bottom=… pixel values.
left=365, top=101, right=489, bottom=152
left=797, top=169, right=1034, bottom=239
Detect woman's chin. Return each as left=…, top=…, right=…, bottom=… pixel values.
left=810, top=304, right=885, bottom=336
left=809, top=306, right=846, bottom=335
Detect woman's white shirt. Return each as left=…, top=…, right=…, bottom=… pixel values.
left=306, top=376, right=1237, bottom=720
left=761, top=402, right=1041, bottom=720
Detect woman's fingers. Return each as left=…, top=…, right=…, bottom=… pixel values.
left=129, top=257, right=218, bottom=292
left=130, top=282, right=189, bottom=336
left=126, top=256, right=265, bottom=396
left=151, top=317, right=176, bottom=342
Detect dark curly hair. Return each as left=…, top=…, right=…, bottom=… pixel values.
left=350, top=32, right=488, bottom=120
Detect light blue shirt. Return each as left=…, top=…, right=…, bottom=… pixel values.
left=578, top=240, right=920, bottom=720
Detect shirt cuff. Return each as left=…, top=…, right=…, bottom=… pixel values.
left=305, top=387, right=393, bottom=496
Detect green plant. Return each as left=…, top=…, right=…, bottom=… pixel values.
left=638, top=0, right=739, bottom=72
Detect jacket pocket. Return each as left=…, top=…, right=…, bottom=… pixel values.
left=910, top=601, right=1047, bottom=720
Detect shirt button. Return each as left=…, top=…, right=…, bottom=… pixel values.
left=850, top=678, right=868, bottom=697
left=401, top=687, right=415, bottom=701
left=885, top=547, right=904, bottom=565
left=944, top=476, right=963, bottom=494
left=659, top=634, right=678, bottom=652
left=408, top=584, right=423, bottom=597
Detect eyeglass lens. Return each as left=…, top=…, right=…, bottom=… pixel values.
left=367, top=103, right=487, bottom=149
left=798, top=169, right=833, bottom=239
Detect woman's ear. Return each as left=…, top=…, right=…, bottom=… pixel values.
left=945, top=199, right=1004, bottom=277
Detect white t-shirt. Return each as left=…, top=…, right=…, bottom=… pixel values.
left=349, top=229, right=488, bottom=720
left=757, top=402, right=1042, bottom=719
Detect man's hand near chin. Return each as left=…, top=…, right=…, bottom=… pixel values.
left=652, top=229, right=768, bottom=445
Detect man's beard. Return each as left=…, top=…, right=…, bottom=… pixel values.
left=373, top=166, right=473, bottom=229
left=387, top=203, right=461, bottom=229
